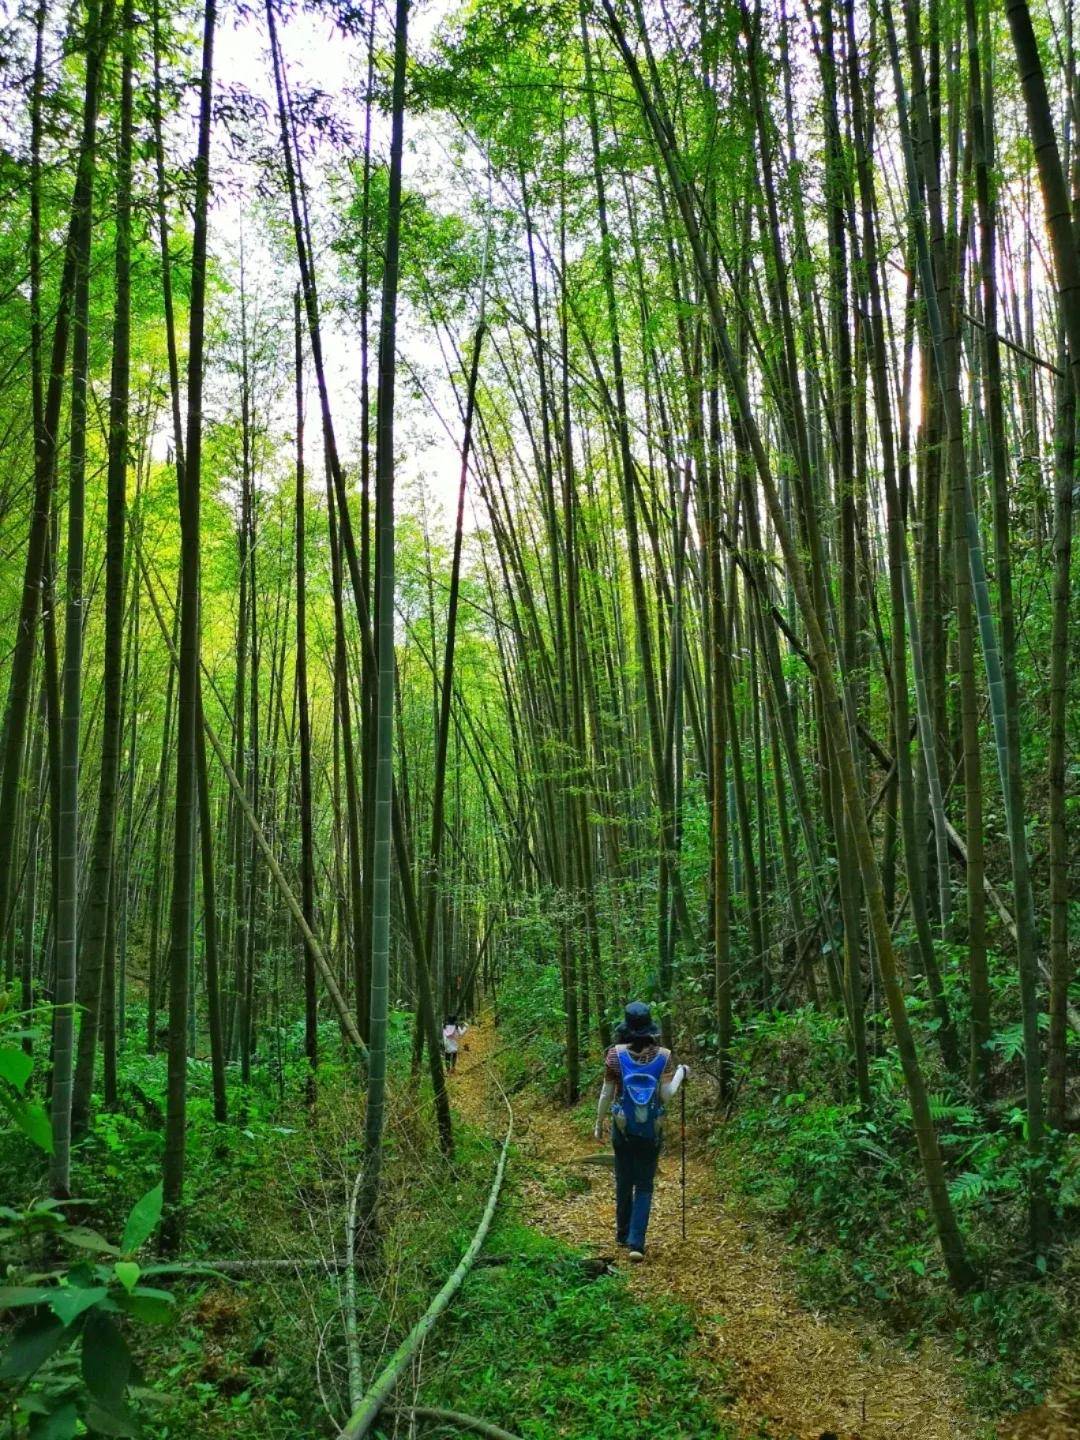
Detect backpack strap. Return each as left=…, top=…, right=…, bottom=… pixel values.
left=645, top=1048, right=670, bottom=1079
left=617, top=1046, right=669, bottom=1080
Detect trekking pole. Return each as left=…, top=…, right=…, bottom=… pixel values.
left=680, top=1077, right=687, bottom=1241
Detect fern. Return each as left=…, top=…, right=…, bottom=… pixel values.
left=989, top=1015, right=1050, bottom=1062
left=928, top=1093, right=976, bottom=1126
left=948, top=1171, right=989, bottom=1207
left=988, top=1023, right=1026, bottom=1062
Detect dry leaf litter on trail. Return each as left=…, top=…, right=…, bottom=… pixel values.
left=450, top=1020, right=991, bottom=1440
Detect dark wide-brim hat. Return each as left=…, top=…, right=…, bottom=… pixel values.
left=616, top=1001, right=661, bottom=1042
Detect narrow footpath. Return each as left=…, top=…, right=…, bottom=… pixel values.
left=453, top=1020, right=985, bottom=1440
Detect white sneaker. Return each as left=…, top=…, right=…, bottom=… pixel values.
left=628, top=1249, right=644, bottom=1263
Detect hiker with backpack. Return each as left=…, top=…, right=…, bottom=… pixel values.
left=593, top=1001, right=689, bottom=1262
left=442, top=1014, right=468, bottom=1073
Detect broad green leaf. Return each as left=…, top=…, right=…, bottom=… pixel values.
left=83, top=1402, right=138, bottom=1438
left=113, top=1262, right=139, bottom=1293
left=0, top=1311, right=69, bottom=1379
left=82, top=1312, right=131, bottom=1409
left=16, top=1102, right=54, bottom=1154
left=28, top=1401, right=79, bottom=1439
left=49, top=1285, right=108, bottom=1327
left=20, top=1105, right=55, bottom=1152
left=61, top=1226, right=119, bottom=1255
left=0, top=1091, right=54, bottom=1154
left=0, top=1285, right=53, bottom=1308
left=113, top=1290, right=173, bottom=1324
left=120, top=1182, right=162, bottom=1256
left=0, top=1045, right=33, bottom=1093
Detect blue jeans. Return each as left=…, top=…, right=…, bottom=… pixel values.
left=612, top=1132, right=661, bottom=1251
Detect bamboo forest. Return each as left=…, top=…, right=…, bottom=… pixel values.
left=1, top=0, right=1079, bottom=1432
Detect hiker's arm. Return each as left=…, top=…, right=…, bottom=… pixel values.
left=594, top=1079, right=615, bottom=1139
left=660, top=1064, right=689, bottom=1103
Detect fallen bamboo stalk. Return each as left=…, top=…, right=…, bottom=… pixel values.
left=395, top=1405, right=523, bottom=1440
left=344, top=1167, right=364, bottom=1410
left=338, top=1081, right=513, bottom=1438
left=165, top=1257, right=341, bottom=1272
left=132, top=1249, right=606, bottom=1277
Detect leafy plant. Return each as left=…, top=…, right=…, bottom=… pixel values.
left=0, top=999, right=53, bottom=1156
left=0, top=1182, right=180, bottom=1437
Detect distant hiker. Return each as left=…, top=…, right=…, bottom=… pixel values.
left=442, top=1014, right=468, bottom=1073
left=594, top=1001, right=688, bottom=1262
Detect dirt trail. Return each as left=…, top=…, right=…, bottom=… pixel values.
left=453, top=1020, right=986, bottom=1440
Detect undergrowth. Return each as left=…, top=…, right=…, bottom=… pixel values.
left=9, top=964, right=1073, bottom=1434
left=405, top=1218, right=729, bottom=1440
left=715, top=1004, right=1080, bottom=1417
left=490, top=956, right=1080, bottom=1422
left=2, top=1000, right=728, bottom=1438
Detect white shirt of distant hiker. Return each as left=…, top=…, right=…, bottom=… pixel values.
left=442, top=1018, right=468, bottom=1072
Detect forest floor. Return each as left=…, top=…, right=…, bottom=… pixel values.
left=451, top=1018, right=991, bottom=1440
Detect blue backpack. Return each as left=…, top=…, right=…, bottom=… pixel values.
left=612, top=1046, right=669, bottom=1141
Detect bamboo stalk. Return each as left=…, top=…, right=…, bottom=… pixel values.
left=136, top=542, right=367, bottom=1057
left=338, top=1088, right=512, bottom=1439
left=395, top=1406, right=523, bottom=1440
